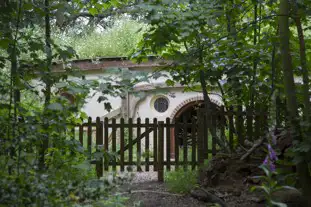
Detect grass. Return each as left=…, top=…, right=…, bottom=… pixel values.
left=54, top=17, right=147, bottom=59
left=165, top=169, right=198, bottom=194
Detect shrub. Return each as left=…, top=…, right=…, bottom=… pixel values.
left=165, top=169, right=198, bottom=194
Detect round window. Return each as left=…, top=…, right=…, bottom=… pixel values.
left=154, top=97, right=169, bottom=113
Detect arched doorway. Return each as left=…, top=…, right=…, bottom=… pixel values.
left=169, top=98, right=221, bottom=158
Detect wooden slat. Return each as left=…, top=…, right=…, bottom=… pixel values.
left=204, top=112, right=209, bottom=159
left=211, top=112, right=217, bottom=156
left=220, top=106, right=226, bottom=152
left=246, top=106, right=253, bottom=141
left=153, top=118, right=158, bottom=171
left=166, top=118, right=171, bottom=171
left=183, top=119, right=188, bottom=171
left=120, top=118, right=125, bottom=171
left=71, top=127, right=75, bottom=140
left=96, top=117, right=103, bottom=178
left=191, top=117, right=196, bottom=170
left=158, top=121, right=164, bottom=182
left=145, top=118, right=150, bottom=171
left=117, top=127, right=154, bottom=154
left=79, top=125, right=83, bottom=145
left=260, top=105, right=267, bottom=135
left=87, top=117, right=92, bottom=159
left=128, top=118, right=133, bottom=168
left=197, top=109, right=204, bottom=166
left=112, top=118, right=117, bottom=171
left=228, top=106, right=234, bottom=151
left=104, top=117, right=109, bottom=171
left=236, top=105, right=244, bottom=146
left=254, top=104, right=260, bottom=140
left=174, top=118, right=180, bottom=170
left=136, top=118, right=142, bottom=171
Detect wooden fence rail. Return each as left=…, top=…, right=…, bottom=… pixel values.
left=73, top=105, right=268, bottom=180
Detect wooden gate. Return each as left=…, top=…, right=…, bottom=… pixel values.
left=74, top=105, right=267, bottom=181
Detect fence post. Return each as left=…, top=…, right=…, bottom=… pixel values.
left=96, top=117, right=103, bottom=178
left=87, top=117, right=92, bottom=160
left=236, top=105, right=244, bottom=146
left=153, top=118, right=158, bottom=171
left=120, top=118, right=125, bottom=172
left=197, top=109, right=205, bottom=166
left=104, top=117, right=109, bottom=171
left=158, top=121, right=164, bottom=182
left=228, top=106, right=234, bottom=151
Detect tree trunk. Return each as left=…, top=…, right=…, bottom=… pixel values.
left=292, top=0, right=310, bottom=130
left=39, top=0, right=52, bottom=170
left=279, top=0, right=311, bottom=204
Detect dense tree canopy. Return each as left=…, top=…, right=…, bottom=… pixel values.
left=0, top=0, right=310, bottom=206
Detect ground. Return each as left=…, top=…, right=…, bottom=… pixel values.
left=119, top=171, right=208, bottom=207
left=117, top=170, right=264, bottom=207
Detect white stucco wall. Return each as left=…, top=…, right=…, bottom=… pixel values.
left=132, top=88, right=223, bottom=121
left=82, top=72, right=122, bottom=119
left=81, top=68, right=223, bottom=121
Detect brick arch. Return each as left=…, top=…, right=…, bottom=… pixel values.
left=169, top=95, right=222, bottom=120
left=168, top=95, right=222, bottom=158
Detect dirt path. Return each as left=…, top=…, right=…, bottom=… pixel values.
left=118, top=171, right=207, bottom=207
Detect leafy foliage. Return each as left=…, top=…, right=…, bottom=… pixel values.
left=54, top=17, right=147, bottom=59
left=165, top=169, right=198, bottom=194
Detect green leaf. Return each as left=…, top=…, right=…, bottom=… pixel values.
left=280, top=186, right=300, bottom=192
left=166, top=79, right=175, bottom=86
left=271, top=201, right=287, bottom=207
left=47, top=103, right=63, bottom=111
left=23, top=3, right=33, bottom=11
left=73, top=160, right=91, bottom=169
left=0, top=38, right=10, bottom=50
left=89, top=7, right=97, bottom=16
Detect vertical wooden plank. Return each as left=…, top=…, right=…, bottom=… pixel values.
left=96, top=117, right=103, bottom=178
left=236, top=105, right=244, bottom=146
left=158, top=121, right=164, bottom=182
left=87, top=117, right=92, bottom=160
left=183, top=118, right=188, bottom=170
left=79, top=124, right=83, bottom=145
left=166, top=118, right=171, bottom=171
left=246, top=106, right=253, bottom=141
left=174, top=118, right=180, bottom=170
left=145, top=118, right=150, bottom=172
left=71, top=127, right=75, bottom=140
left=153, top=118, right=158, bottom=171
left=120, top=118, right=125, bottom=172
left=211, top=111, right=217, bottom=156
left=136, top=118, right=142, bottom=171
left=197, top=109, right=204, bottom=166
left=112, top=118, right=117, bottom=171
left=191, top=117, right=196, bottom=170
left=104, top=117, right=109, bottom=171
left=228, top=106, right=234, bottom=151
left=254, top=104, right=260, bottom=140
left=259, top=105, right=266, bottom=137
left=128, top=118, right=133, bottom=168
left=219, top=106, right=226, bottom=148
left=204, top=111, right=209, bottom=159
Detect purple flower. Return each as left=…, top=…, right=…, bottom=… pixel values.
left=262, top=144, right=278, bottom=172
left=267, top=144, right=278, bottom=161
left=263, top=156, right=268, bottom=165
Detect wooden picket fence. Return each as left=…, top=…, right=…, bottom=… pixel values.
left=74, top=105, right=268, bottom=181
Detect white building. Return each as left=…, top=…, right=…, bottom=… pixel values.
left=53, top=57, right=223, bottom=122
left=53, top=57, right=223, bottom=157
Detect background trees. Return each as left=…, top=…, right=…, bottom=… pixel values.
left=132, top=0, right=311, bottom=203
left=0, top=0, right=310, bottom=205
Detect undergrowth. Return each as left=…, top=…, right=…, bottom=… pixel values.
left=165, top=169, right=198, bottom=194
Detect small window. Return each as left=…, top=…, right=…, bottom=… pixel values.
left=154, top=97, right=169, bottom=113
